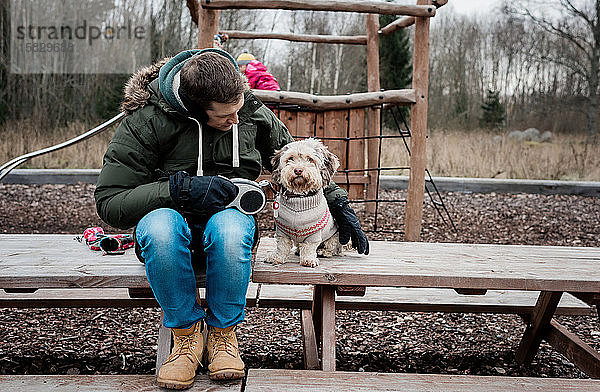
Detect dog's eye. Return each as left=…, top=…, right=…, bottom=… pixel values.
left=287, top=157, right=294, bottom=162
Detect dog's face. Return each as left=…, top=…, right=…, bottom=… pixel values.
left=271, top=138, right=340, bottom=195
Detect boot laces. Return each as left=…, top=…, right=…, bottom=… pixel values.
left=210, top=329, right=238, bottom=357
left=166, top=332, right=201, bottom=364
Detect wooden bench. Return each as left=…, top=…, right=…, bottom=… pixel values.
left=1, top=234, right=599, bottom=379
left=3, top=370, right=599, bottom=391
left=252, top=239, right=600, bottom=378
left=244, top=369, right=600, bottom=391
left=0, top=374, right=241, bottom=391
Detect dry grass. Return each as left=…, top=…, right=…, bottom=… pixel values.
left=380, top=129, right=600, bottom=181
left=1, top=122, right=599, bottom=181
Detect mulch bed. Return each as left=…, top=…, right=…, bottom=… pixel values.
left=0, top=183, right=598, bottom=378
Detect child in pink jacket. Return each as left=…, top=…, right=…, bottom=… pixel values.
left=236, top=52, right=280, bottom=91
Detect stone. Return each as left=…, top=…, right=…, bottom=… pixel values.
left=523, top=128, right=541, bottom=141
left=507, top=130, right=524, bottom=141
left=540, top=131, right=553, bottom=142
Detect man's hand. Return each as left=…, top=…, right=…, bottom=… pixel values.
left=329, top=195, right=369, bottom=255
left=169, top=171, right=238, bottom=217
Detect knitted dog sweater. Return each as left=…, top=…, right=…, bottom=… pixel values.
left=274, top=190, right=337, bottom=243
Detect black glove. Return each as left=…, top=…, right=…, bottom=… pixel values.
left=169, top=171, right=238, bottom=217
left=329, top=195, right=369, bottom=255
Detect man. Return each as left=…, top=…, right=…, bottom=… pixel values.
left=236, top=52, right=280, bottom=91
left=95, top=48, right=368, bottom=389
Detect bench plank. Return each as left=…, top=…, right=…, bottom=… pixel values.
left=0, top=285, right=260, bottom=308
left=0, top=374, right=241, bottom=391
left=244, top=369, right=600, bottom=391
left=254, top=239, right=600, bottom=292
left=4, top=235, right=600, bottom=293
left=257, top=285, right=593, bottom=315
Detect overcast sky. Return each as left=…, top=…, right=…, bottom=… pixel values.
left=449, top=0, right=503, bottom=15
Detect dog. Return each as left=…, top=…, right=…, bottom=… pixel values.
left=266, top=138, right=344, bottom=267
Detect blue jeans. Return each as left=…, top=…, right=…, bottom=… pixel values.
left=135, top=208, right=255, bottom=329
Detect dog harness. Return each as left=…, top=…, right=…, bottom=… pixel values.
left=274, top=189, right=337, bottom=243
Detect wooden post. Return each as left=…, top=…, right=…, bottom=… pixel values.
left=300, top=309, right=320, bottom=369
left=197, top=6, right=220, bottom=49
left=320, top=285, right=336, bottom=371
left=366, top=14, right=380, bottom=213
left=404, top=0, right=431, bottom=241
left=156, top=312, right=171, bottom=375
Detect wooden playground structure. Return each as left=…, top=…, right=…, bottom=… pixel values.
left=188, top=0, right=448, bottom=241
left=2, top=2, right=600, bottom=390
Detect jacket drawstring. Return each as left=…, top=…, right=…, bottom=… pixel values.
left=232, top=123, right=239, bottom=168
left=188, top=117, right=239, bottom=176
left=188, top=117, right=204, bottom=176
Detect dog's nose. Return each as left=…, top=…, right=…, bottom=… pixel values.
left=294, top=168, right=303, bottom=176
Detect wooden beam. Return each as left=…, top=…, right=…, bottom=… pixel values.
left=252, top=89, right=415, bottom=110
left=516, top=291, right=562, bottom=364
left=186, top=0, right=200, bottom=25
left=197, top=7, right=220, bottom=48
left=379, top=0, right=447, bottom=36
left=404, top=0, right=431, bottom=242
left=546, top=319, right=600, bottom=378
left=201, top=0, right=437, bottom=17
left=366, top=14, right=380, bottom=214
left=380, top=16, right=415, bottom=35
left=300, top=309, right=320, bottom=369
left=222, top=30, right=367, bottom=45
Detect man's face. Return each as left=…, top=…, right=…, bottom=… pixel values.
left=205, top=95, right=244, bottom=131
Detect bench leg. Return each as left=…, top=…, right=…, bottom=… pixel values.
left=516, top=291, right=562, bottom=364
left=156, top=311, right=172, bottom=376
left=312, top=285, right=323, bottom=348
left=320, top=285, right=336, bottom=371
left=545, top=319, right=600, bottom=378
left=300, top=309, right=320, bottom=370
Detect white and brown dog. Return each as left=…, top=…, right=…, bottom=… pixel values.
left=266, top=138, right=344, bottom=267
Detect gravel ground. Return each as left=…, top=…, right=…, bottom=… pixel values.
left=0, top=183, right=599, bottom=378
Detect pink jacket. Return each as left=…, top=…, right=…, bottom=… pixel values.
left=245, top=60, right=280, bottom=91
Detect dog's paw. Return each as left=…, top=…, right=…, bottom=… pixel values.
left=266, top=252, right=286, bottom=265
left=300, top=257, right=319, bottom=268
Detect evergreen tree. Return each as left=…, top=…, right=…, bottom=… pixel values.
left=480, top=90, right=505, bottom=128
left=379, top=11, right=412, bottom=130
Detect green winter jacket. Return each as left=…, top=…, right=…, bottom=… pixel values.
left=95, top=56, right=347, bottom=229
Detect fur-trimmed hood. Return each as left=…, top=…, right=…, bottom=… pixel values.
left=120, top=57, right=170, bottom=114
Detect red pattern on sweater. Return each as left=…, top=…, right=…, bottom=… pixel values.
left=275, top=209, right=330, bottom=240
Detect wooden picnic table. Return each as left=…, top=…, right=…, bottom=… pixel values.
left=1, top=234, right=599, bottom=379
left=253, top=239, right=600, bottom=377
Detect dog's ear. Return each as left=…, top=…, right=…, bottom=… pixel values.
left=270, top=146, right=286, bottom=185
left=320, top=143, right=340, bottom=185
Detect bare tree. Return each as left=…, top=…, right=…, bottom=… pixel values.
left=503, top=0, right=599, bottom=136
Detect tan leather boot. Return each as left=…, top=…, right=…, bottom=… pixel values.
left=157, top=321, right=204, bottom=390
left=206, top=325, right=245, bottom=380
